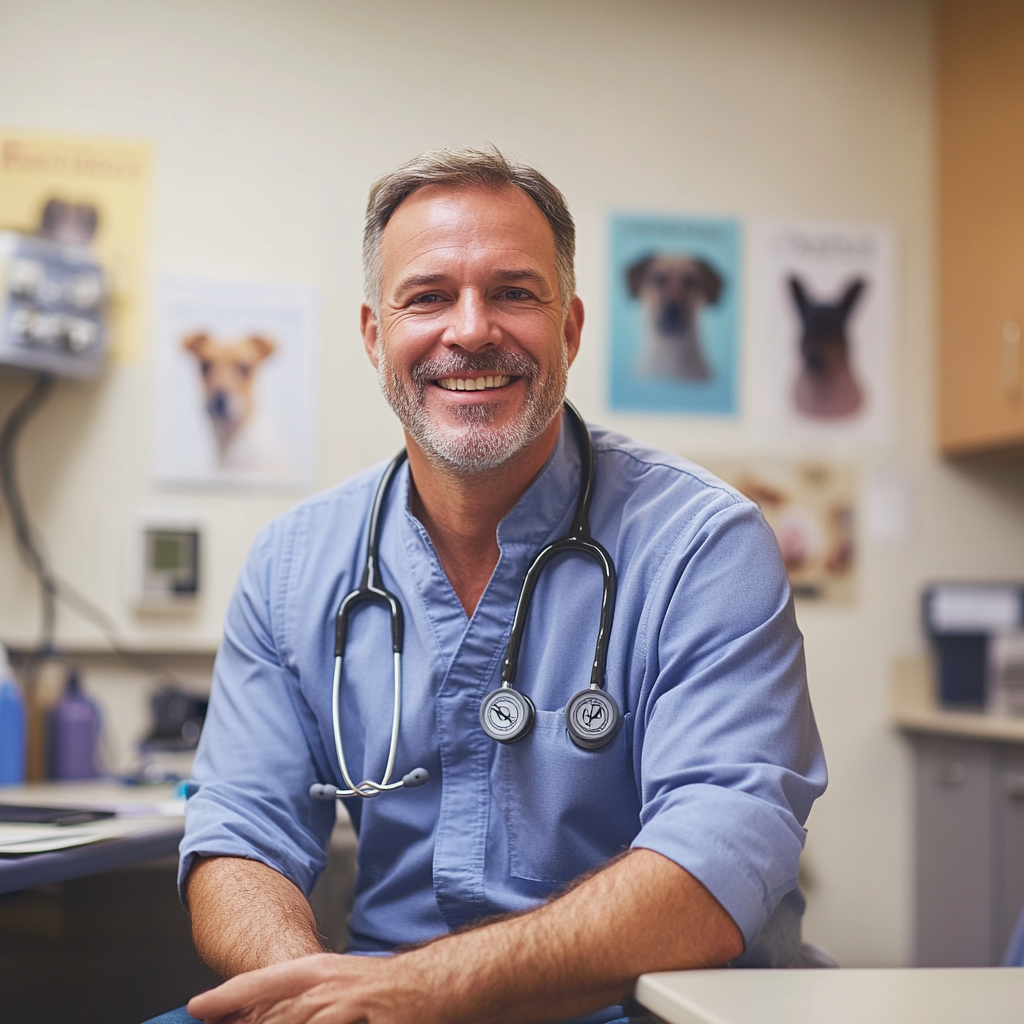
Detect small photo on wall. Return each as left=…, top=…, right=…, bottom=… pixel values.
left=706, top=458, right=856, bottom=603
left=609, top=213, right=740, bottom=415
left=154, top=279, right=317, bottom=487
left=750, top=220, right=895, bottom=443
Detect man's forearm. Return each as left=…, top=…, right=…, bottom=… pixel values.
left=404, top=847, right=743, bottom=1023
left=188, top=847, right=744, bottom=1024
left=187, top=855, right=326, bottom=977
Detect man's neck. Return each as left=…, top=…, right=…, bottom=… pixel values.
left=406, top=415, right=562, bottom=618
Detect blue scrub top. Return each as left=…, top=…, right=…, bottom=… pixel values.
left=180, top=414, right=826, bottom=1006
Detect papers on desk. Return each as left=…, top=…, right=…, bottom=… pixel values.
left=0, top=809, right=183, bottom=855
left=0, top=783, right=186, bottom=855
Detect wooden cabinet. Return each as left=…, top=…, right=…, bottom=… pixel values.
left=938, top=1, right=1024, bottom=455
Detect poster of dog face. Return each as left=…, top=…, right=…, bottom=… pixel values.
left=609, top=214, right=740, bottom=414
left=705, top=457, right=856, bottom=602
left=154, top=280, right=316, bottom=486
left=749, top=220, right=895, bottom=443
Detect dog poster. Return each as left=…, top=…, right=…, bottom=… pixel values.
left=154, top=279, right=317, bottom=487
left=749, top=220, right=895, bottom=443
left=0, top=132, right=152, bottom=362
left=705, top=458, right=856, bottom=602
left=609, top=213, right=740, bottom=415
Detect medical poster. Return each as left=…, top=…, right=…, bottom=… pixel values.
left=749, top=220, right=895, bottom=444
left=706, top=458, right=856, bottom=602
left=609, top=213, right=740, bottom=415
left=154, top=279, right=317, bottom=487
left=0, top=132, right=152, bottom=362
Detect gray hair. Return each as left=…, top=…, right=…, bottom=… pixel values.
left=362, top=146, right=576, bottom=316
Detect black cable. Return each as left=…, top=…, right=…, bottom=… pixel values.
left=0, top=373, right=187, bottom=681
left=0, top=373, right=58, bottom=653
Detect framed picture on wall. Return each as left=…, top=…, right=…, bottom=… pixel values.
left=608, top=213, right=741, bottom=415
left=153, top=279, right=317, bottom=487
left=749, top=220, right=896, bottom=444
left=704, top=457, right=856, bottom=603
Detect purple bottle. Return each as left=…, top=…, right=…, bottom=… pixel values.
left=48, top=668, right=100, bottom=780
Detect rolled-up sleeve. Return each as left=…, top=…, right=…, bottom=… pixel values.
left=178, top=520, right=336, bottom=901
left=630, top=501, right=826, bottom=947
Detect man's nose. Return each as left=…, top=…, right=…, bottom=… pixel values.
left=444, top=291, right=501, bottom=350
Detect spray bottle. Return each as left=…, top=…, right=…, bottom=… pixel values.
left=0, top=644, right=26, bottom=784
left=48, top=667, right=100, bottom=780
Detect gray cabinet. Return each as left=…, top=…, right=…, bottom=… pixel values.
left=912, top=733, right=1024, bottom=965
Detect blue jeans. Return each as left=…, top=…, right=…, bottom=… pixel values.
left=142, top=1010, right=201, bottom=1024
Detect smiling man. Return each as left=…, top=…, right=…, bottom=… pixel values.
left=154, top=148, right=826, bottom=1024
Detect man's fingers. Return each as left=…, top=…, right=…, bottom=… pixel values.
left=187, top=956, right=330, bottom=1020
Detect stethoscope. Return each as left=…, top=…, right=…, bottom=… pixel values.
left=310, top=401, right=619, bottom=802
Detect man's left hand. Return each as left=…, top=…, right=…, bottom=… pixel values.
left=186, top=952, right=432, bottom=1024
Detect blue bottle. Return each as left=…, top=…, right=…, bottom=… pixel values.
left=48, top=668, right=100, bottom=780
left=0, top=644, right=27, bottom=784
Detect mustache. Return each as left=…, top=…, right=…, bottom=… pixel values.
left=410, top=350, right=539, bottom=386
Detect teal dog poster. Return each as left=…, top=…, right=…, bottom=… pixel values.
left=609, top=213, right=740, bottom=414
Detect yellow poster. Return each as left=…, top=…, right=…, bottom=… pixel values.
left=0, top=132, right=152, bottom=362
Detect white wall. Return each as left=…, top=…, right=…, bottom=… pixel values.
left=1, top=0, right=1023, bottom=966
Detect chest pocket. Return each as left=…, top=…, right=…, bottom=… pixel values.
left=496, top=709, right=639, bottom=884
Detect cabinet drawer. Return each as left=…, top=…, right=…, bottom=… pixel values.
left=913, top=735, right=996, bottom=966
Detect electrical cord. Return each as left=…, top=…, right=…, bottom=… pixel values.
left=0, top=372, right=185, bottom=677
left=0, top=373, right=58, bottom=653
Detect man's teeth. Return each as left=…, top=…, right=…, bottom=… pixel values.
left=437, top=375, right=511, bottom=392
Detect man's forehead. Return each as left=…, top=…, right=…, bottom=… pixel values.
left=381, top=183, right=555, bottom=252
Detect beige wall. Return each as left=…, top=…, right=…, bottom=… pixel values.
left=1, top=0, right=1023, bottom=966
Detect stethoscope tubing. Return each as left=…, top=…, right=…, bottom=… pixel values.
left=330, top=651, right=405, bottom=797
left=320, top=452, right=412, bottom=800
left=316, top=400, right=622, bottom=802
left=499, top=533, right=616, bottom=692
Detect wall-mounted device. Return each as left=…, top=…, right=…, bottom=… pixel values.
left=129, top=514, right=203, bottom=612
left=0, top=231, right=107, bottom=379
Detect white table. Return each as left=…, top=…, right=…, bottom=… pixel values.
left=634, top=968, right=1024, bottom=1024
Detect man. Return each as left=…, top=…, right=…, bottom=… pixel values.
left=160, top=148, right=826, bottom=1024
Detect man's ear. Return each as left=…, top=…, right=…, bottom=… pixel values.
left=360, top=304, right=380, bottom=369
left=563, top=296, right=584, bottom=368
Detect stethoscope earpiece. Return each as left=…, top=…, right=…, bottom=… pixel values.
left=479, top=688, right=536, bottom=744
left=309, top=783, right=340, bottom=800
left=401, top=767, right=430, bottom=787
left=565, top=688, right=620, bottom=750
left=310, top=766, right=430, bottom=801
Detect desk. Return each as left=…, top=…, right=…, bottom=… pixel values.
left=0, top=781, right=183, bottom=894
left=634, top=968, right=1024, bottom=1024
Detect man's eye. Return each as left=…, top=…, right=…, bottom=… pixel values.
left=412, top=293, right=443, bottom=305
left=500, top=289, right=531, bottom=301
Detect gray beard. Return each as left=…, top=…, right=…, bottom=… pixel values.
left=377, top=344, right=568, bottom=473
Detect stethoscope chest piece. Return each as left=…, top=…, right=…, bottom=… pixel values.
left=565, top=688, right=620, bottom=750
left=480, top=687, right=536, bottom=744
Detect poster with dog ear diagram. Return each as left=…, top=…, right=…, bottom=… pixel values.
left=154, top=279, right=317, bottom=486
left=609, top=213, right=740, bottom=415
left=749, top=220, right=895, bottom=444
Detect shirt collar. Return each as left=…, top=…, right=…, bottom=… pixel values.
left=495, top=408, right=581, bottom=554
left=397, top=408, right=581, bottom=555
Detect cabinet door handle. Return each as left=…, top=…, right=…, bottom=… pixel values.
left=934, top=761, right=967, bottom=785
left=1004, top=773, right=1024, bottom=799
left=1004, top=320, right=1022, bottom=400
